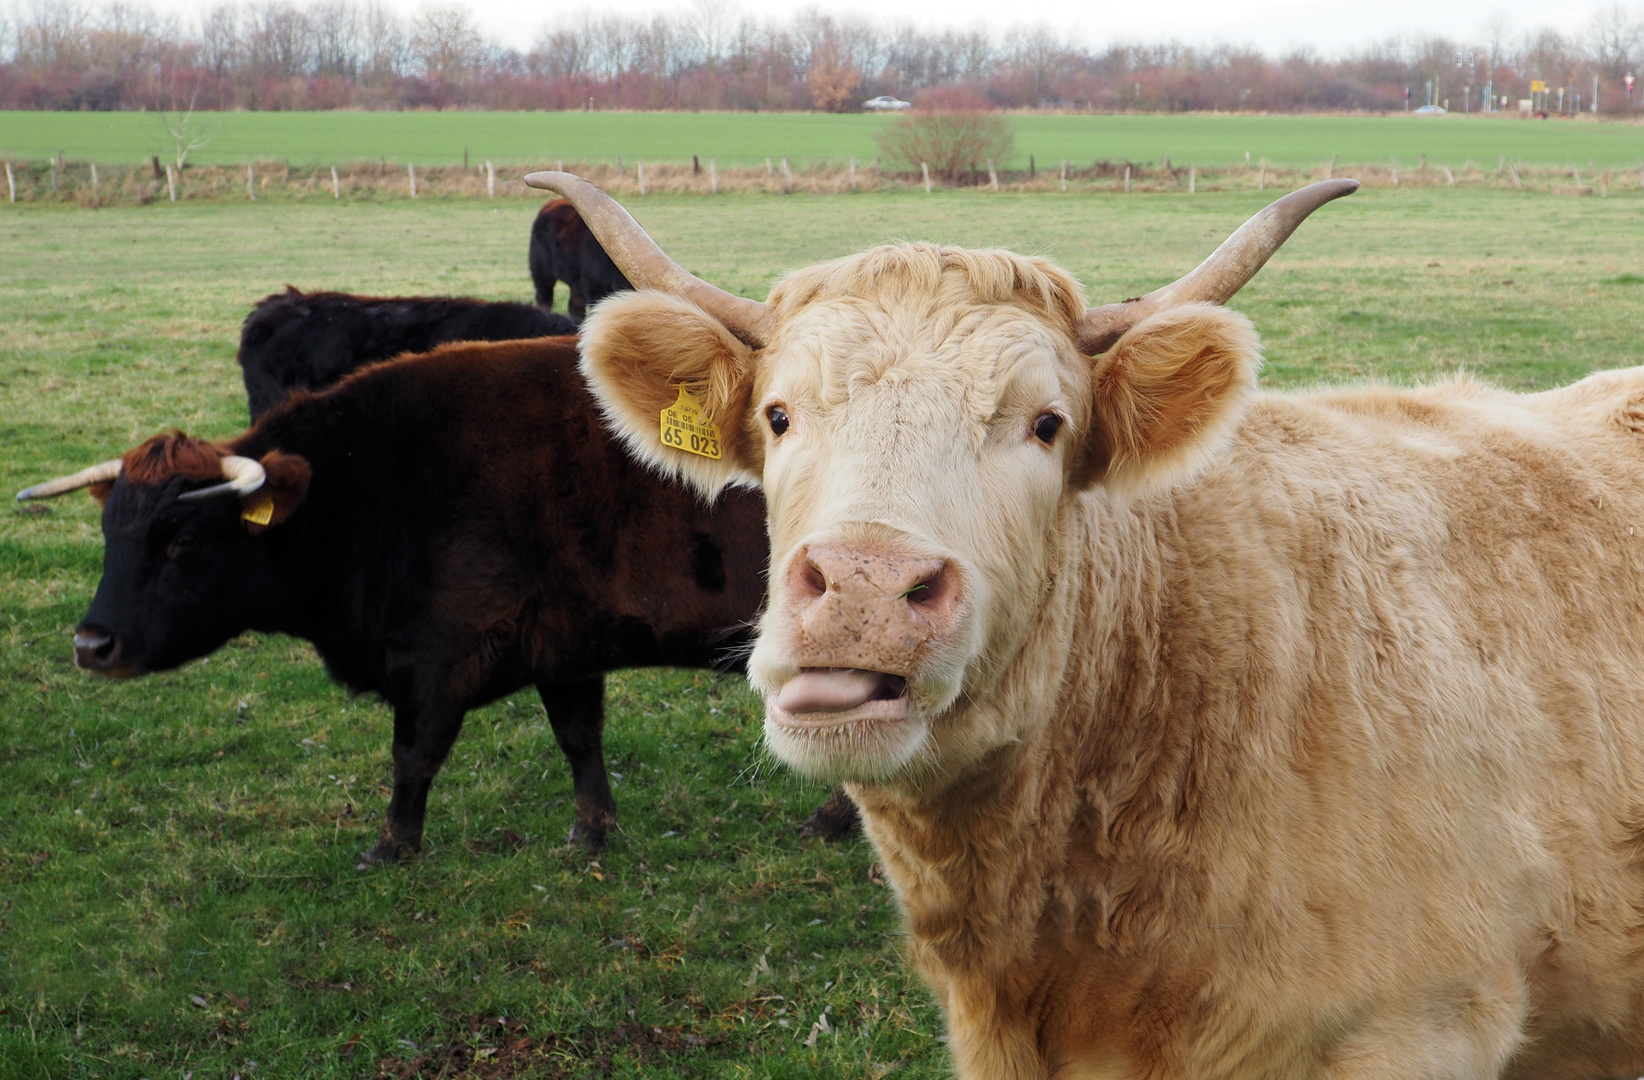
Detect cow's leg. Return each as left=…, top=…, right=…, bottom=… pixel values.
left=568, top=289, right=587, bottom=322
left=359, top=700, right=466, bottom=867
left=799, top=785, right=861, bottom=840
left=535, top=273, right=558, bottom=309
left=538, top=676, right=617, bottom=851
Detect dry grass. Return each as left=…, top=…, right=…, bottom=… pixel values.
left=5, top=155, right=1643, bottom=208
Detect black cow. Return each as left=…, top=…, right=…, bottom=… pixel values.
left=21, top=337, right=810, bottom=863
left=528, top=200, right=632, bottom=319
left=238, top=287, right=577, bottom=420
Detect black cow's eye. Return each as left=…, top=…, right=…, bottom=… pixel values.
left=167, top=528, right=197, bottom=558
left=1033, top=412, right=1064, bottom=445
left=767, top=405, right=790, bottom=437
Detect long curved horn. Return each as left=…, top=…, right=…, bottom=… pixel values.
left=1077, top=178, right=1359, bottom=355
left=17, top=459, right=123, bottom=501
left=177, top=455, right=266, bottom=503
left=523, top=170, right=773, bottom=348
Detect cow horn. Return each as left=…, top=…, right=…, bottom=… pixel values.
left=177, top=455, right=266, bottom=503
left=1077, top=178, right=1359, bottom=355
left=16, top=459, right=123, bottom=501
left=523, top=170, right=773, bottom=348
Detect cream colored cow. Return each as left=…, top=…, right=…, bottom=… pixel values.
left=529, top=171, right=1644, bottom=1079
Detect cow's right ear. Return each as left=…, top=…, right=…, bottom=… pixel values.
left=88, top=482, right=114, bottom=507
left=241, top=450, right=311, bottom=534
left=579, top=291, right=759, bottom=496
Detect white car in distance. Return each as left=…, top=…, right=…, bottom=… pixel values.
left=863, top=95, right=912, bottom=110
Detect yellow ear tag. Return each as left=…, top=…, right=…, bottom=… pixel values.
left=241, top=492, right=276, bottom=526
left=659, top=385, right=723, bottom=460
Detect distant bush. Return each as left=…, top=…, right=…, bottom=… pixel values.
left=875, top=91, right=1013, bottom=182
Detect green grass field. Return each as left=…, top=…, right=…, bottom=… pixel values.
left=2, top=187, right=1644, bottom=1078
left=3, top=109, right=1643, bottom=170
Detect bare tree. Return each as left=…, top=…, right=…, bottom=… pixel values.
left=200, top=3, right=239, bottom=77
left=160, top=83, right=221, bottom=169
left=876, top=90, right=1013, bottom=181
left=1587, top=4, right=1641, bottom=79
left=411, top=3, right=484, bottom=79
left=359, top=0, right=405, bottom=85
left=311, top=0, right=360, bottom=78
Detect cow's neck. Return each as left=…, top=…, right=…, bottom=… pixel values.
left=850, top=490, right=1210, bottom=1068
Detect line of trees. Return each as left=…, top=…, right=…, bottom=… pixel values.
left=1, top=0, right=1640, bottom=114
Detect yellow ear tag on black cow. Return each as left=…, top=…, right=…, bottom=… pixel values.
left=659, top=385, right=723, bottom=460
left=241, top=492, right=276, bottom=527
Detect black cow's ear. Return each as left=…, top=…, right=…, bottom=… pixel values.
left=241, top=451, right=311, bottom=534
left=89, top=481, right=114, bottom=507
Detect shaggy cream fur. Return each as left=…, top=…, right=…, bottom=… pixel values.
left=581, top=242, right=1644, bottom=1079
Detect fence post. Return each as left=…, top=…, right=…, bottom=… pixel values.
left=781, top=156, right=792, bottom=194
left=638, top=159, right=646, bottom=195
left=922, top=162, right=931, bottom=194
left=1390, top=156, right=1398, bottom=187
left=333, top=165, right=341, bottom=199
left=1497, top=155, right=1506, bottom=175
left=557, top=160, right=563, bottom=173
left=710, top=157, right=717, bottom=194
left=1443, top=165, right=1455, bottom=187
left=463, top=147, right=468, bottom=169
left=5, top=161, right=12, bottom=203
left=408, top=162, right=417, bottom=198
left=766, top=157, right=773, bottom=176
left=90, top=162, right=98, bottom=199
left=1510, top=163, right=1522, bottom=190
left=848, top=155, right=855, bottom=190
left=485, top=161, right=494, bottom=198
left=1059, top=159, right=1067, bottom=192
left=987, top=158, right=998, bottom=191
left=1602, top=168, right=1610, bottom=196
left=165, top=163, right=176, bottom=202
left=1123, top=164, right=1130, bottom=193
left=1189, top=165, right=1196, bottom=193
left=50, top=159, right=57, bottom=192
left=1258, top=159, right=1266, bottom=190
left=1325, top=155, right=1335, bottom=179
left=247, top=162, right=255, bottom=201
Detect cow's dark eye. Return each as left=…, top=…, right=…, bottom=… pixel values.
left=1033, top=413, right=1064, bottom=445
left=767, top=405, right=790, bottom=437
left=167, top=528, right=197, bottom=559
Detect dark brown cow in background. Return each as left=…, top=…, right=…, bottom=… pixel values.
left=20, top=337, right=834, bottom=862
left=238, top=287, right=577, bottom=420
left=528, top=199, right=632, bottom=319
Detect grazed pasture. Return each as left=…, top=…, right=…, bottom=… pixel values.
left=2, top=188, right=1642, bottom=1078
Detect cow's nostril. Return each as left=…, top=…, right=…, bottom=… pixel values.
left=73, top=627, right=119, bottom=670
left=799, top=557, right=828, bottom=600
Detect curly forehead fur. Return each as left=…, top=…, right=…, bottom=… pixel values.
left=120, top=431, right=228, bottom=487
left=764, top=243, right=1089, bottom=334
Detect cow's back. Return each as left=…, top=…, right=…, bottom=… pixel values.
left=240, top=337, right=767, bottom=689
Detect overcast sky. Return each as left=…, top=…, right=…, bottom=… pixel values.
left=139, top=0, right=1623, bottom=57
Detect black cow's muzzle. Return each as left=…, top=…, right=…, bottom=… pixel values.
left=74, top=625, right=131, bottom=676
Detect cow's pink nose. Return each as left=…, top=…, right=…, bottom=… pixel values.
left=786, top=543, right=962, bottom=676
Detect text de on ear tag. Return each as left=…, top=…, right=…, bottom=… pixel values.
left=241, top=492, right=276, bottom=526
left=659, top=385, right=723, bottom=460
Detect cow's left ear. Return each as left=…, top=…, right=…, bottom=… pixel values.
left=1075, top=303, right=1260, bottom=498
left=241, top=450, right=311, bottom=534
left=578, top=290, right=759, bottom=497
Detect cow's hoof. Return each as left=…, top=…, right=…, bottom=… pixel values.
left=798, top=789, right=861, bottom=841
left=570, top=820, right=609, bottom=852
left=357, top=837, right=418, bottom=868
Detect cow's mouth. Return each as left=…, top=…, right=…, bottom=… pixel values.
left=770, top=668, right=910, bottom=727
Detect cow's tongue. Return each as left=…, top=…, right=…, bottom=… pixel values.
left=777, top=669, right=906, bottom=713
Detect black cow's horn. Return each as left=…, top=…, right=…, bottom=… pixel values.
left=16, top=459, right=123, bottom=501
left=178, top=455, right=266, bottom=503
left=1077, top=178, right=1359, bottom=355
left=523, top=170, right=773, bottom=348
